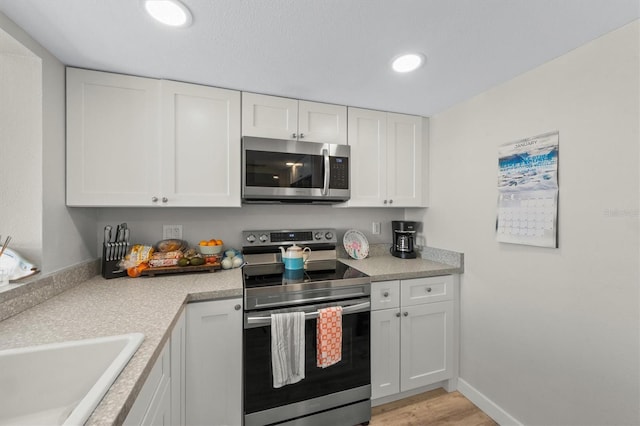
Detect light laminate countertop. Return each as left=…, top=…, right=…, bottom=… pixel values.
left=0, top=268, right=243, bottom=425
left=341, top=256, right=462, bottom=282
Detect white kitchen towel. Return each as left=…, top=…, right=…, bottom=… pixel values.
left=271, top=311, right=305, bottom=388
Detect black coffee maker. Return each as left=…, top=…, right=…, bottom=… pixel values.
left=391, top=220, right=419, bottom=259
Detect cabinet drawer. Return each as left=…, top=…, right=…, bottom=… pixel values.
left=371, top=281, right=400, bottom=310
left=401, top=275, right=454, bottom=306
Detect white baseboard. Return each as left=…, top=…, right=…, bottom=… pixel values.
left=457, top=378, right=523, bottom=426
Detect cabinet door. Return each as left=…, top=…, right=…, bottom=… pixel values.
left=124, top=340, right=171, bottom=426
left=161, top=81, right=241, bottom=207
left=345, top=107, right=387, bottom=206
left=298, top=100, right=347, bottom=144
left=171, top=310, right=186, bottom=426
left=386, top=113, right=423, bottom=207
left=186, top=298, right=242, bottom=426
left=66, top=68, right=161, bottom=206
left=371, top=309, right=401, bottom=399
left=242, top=92, right=298, bottom=140
left=400, top=301, right=454, bottom=391
left=145, top=380, right=171, bottom=426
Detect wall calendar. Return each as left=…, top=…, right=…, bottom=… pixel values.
left=496, top=131, right=559, bottom=248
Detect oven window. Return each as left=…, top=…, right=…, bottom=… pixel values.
left=243, top=311, right=370, bottom=414
left=245, top=150, right=324, bottom=188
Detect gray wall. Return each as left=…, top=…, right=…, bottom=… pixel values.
left=0, top=12, right=97, bottom=274
left=424, top=21, right=639, bottom=425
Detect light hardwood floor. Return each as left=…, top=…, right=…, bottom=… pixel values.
left=370, top=388, right=498, bottom=426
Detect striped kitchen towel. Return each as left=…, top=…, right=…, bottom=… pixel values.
left=316, top=306, right=343, bottom=368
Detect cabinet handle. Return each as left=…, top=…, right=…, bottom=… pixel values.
left=151, top=196, right=158, bottom=202
left=383, top=200, right=388, bottom=205
left=395, top=312, right=401, bottom=317
left=389, top=199, right=393, bottom=204
left=162, top=197, right=168, bottom=203
left=426, top=287, right=432, bottom=293
left=403, top=312, right=408, bottom=317
left=383, top=291, right=389, bottom=297
left=292, top=133, right=297, bottom=138
left=299, top=133, right=305, bottom=139
left=234, top=304, right=241, bottom=311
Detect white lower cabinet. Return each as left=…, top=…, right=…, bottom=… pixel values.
left=185, top=298, right=243, bottom=426
left=171, top=309, right=186, bottom=426
left=371, top=276, right=456, bottom=401
left=125, top=309, right=186, bottom=425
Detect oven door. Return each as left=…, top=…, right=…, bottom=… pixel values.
left=242, top=136, right=350, bottom=203
left=243, top=298, right=370, bottom=426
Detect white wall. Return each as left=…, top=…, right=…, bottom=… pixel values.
left=0, top=28, right=42, bottom=265
left=0, top=12, right=97, bottom=274
left=426, top=21, right=639, bottom=425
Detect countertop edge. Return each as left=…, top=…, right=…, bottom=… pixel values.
left=367, top=266, right=464, bottom=282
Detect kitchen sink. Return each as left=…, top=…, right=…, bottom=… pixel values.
left=0, top=332, right=144, bottom=426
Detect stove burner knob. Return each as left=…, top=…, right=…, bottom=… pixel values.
left=314, top=232, right=323, bottom=240
left=259, top=234, right=269, bottom=243
left=325, top=231, right=334, bottom=240
left=246, top=234, right=256, bottom=243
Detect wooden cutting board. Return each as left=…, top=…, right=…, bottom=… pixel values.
left=140, top=262, right=221, bottom=277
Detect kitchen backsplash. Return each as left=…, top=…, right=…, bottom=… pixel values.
left=97, top=205, right=416, bottom=254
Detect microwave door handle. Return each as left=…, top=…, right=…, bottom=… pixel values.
left=322, top=148, right=330, bottom=196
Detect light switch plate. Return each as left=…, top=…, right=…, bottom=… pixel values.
left=372, top=222, right=381, bottom=235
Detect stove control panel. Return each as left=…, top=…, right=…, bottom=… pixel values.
left=242, top=228, right=338, bottom=248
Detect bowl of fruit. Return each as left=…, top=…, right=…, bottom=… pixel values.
left=198, top=238, right=224, bottom=255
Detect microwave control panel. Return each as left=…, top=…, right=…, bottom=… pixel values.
left=329, top=157, right=349, bottom=189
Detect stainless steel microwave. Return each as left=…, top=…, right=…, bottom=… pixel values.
left=242, top=136, right=350, bottom=204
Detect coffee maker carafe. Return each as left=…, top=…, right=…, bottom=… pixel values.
left=391, top=220, right=419, bottom=259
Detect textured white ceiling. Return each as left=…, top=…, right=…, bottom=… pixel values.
left=0, top=0, right=638, bottom=116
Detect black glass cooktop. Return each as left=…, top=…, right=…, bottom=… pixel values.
left=242, top=260, right=368, bottom=289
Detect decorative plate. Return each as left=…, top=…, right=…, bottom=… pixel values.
left=343, top=229, right=369, bottom=260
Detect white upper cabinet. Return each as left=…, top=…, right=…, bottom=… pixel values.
left=161, top=80, right=241, bottom=207
left=66, top=68, right=161, bottom=207
left=297, top=100, right=347, bottom=144
left=386, top=112, right=424, bottom=207
left=345, top=108, right=387, bottom=207
left=345, top=107, right=424, bottom=207
left=241, top=93, right=298, bottom=140
left=242, top=92, right=347, bottom=144
left=66, top=68, right=241, bottom=207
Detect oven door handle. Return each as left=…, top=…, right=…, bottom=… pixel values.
left=246, top=301, right=370, bottom=325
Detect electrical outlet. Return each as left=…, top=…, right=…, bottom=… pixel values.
left=372, top=222, right=381, bottom=235
left=163, top=225, right=183, bottom=239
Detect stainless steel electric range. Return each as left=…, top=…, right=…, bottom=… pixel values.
left=241, top=228, right=372, bottom=426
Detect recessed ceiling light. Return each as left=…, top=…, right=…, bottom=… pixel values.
left=144, top=0, right=192, bottom=27
left=391, top=53, right=425, bottom=73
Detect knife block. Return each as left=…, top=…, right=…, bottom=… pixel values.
left=101, top=245, right=127, bottom=279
